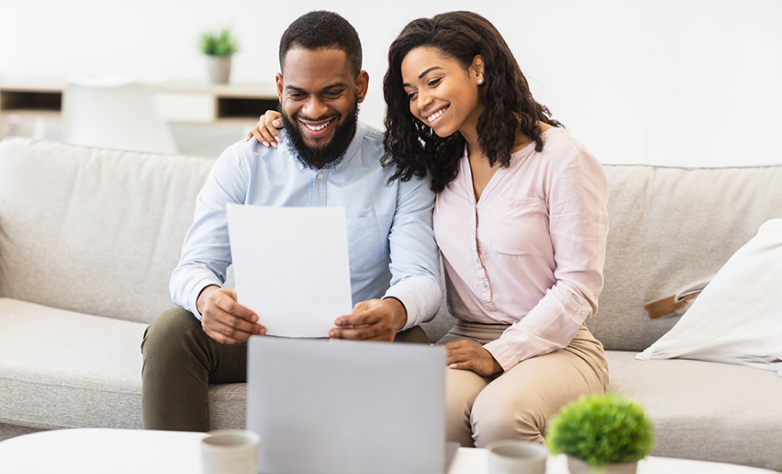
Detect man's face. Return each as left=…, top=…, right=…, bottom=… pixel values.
left=276, top=47, right=368, bottom=168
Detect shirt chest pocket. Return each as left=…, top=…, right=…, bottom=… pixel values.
left=489, top=197, right=550, bottom=256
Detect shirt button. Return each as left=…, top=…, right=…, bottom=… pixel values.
left=579, top=310, right=588, bottom=317
left=483, top=281, right=488, bottom=288
left=316, top=173, right=323, bottom=179
left=475, top=257, right=480, bottom=264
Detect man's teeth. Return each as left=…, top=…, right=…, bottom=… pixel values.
left=305, top=121, right=331, bottom=131
left=427, top=109, right=445, bottom=123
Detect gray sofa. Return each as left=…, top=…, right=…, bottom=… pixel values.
left=1, top=137, right=781, bottom=471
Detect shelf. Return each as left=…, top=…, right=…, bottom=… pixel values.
left=217, top=97, right=278, bottom=120
left=1, top=90, right=62, bottom=113
left=0, top=80, right=278, bottom=125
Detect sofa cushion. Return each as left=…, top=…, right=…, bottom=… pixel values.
left=0, top=298, right=147, bottom=429
left=0, top=297, right=248, bottom=432
left=590, top=164, right=782, bottom=352
left=606, top=351, right=782, bottom=471
left=0, top=137, right=215, bottom=324
left=637, top=219, right=782, bottom=375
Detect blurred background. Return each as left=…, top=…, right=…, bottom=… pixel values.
left=1, top=0, right=781, bottom=165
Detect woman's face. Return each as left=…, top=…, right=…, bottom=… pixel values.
left=401, top=47, right=484, bottom=139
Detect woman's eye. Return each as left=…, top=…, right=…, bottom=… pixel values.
left=406, top=91, right=417, bottom=101
left=428, top=78, right=442, bottom=87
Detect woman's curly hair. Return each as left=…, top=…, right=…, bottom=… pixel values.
left=382, top=11, right=561, bottom=193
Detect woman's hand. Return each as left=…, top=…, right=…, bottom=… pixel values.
left=246, top=110, right=283, bottom=147
left=445, top=340, right=503, bottom=377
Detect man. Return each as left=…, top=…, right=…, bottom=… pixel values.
left=141, top=11, right=442, bottom=431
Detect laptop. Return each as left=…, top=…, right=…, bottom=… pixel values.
left=247, top=336, right=455, bottom=473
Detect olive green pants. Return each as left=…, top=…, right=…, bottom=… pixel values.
left=141, top=306, right=429, bottom=431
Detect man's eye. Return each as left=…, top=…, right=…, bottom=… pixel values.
left=324, top=90, right=341, bottom=97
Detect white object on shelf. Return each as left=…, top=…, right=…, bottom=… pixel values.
left=62, top=76, right=179, bottom=154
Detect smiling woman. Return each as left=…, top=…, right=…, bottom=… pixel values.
left=400, top=47, right=483, bottom=141
left=382, top=11, right=610, bottom=449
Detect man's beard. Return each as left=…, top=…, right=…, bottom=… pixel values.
left=281, top=103, right=359, bottom=169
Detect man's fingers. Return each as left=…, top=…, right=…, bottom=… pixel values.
left=329, top=325, right=381, bottom=340
left=203, top=317, right=253, bottom=344
left=216, top=312, right=265, bottom=336
left=212, top=291, right=258, bottom=323
left=335, top=309, right=380, bottom=328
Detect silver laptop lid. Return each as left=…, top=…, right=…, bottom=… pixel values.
left=247, top=337, right=447, bottom=474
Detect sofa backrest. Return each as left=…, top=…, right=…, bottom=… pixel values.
left=590, top=164, right=782, bottom=351
left=3, top=137, right=781, bottom=344
left=0, top=137, right=216, bottom=324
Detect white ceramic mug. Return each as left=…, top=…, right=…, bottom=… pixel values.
left=486, top=440, right=548, bottom=474
left=201, top=429, right=260, bottom=474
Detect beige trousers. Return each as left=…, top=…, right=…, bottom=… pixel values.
left=439, top=321, right=608, bottom=447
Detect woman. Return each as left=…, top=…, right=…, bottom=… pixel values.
left=250, top=11, right=609, bottom=448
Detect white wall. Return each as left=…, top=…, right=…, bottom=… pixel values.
left=2, top=0, right=781, bottom=166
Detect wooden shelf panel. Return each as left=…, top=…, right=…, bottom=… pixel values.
left=0, top=80, right=278, bottom=125
left=1, top=90, right=62, bottom=113
left=217, top=97, right=278, bottom=120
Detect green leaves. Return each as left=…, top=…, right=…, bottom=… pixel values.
left=200, top=29, right=239, bottom=57
left=547, top=393, right=654, bottom=468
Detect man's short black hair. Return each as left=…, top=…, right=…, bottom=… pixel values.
left=279, top=11, right=363, bottom=76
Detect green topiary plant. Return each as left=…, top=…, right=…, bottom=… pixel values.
left=200, top=28, right=239, bottom=57
left=547, top=393, right=654, bottom=470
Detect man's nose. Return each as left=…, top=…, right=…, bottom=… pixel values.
left=303, top=96, right=328, bottom=119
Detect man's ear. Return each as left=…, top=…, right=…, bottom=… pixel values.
left=356, top=70, right=369, bottom=103
left=275, top=73, right=284, bottom=100
left=470, top=55, right=485, bottom=85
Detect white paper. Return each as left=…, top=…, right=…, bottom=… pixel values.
left=226, top=204, right=353, bottom=337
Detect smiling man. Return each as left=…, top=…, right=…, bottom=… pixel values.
left=140, top=11, right=442, bottom=431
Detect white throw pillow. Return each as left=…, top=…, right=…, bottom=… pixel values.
left=637, top=218, right=782, bottom=377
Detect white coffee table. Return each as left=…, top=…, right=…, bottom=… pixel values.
left=0, top=428, right=777, bottom=474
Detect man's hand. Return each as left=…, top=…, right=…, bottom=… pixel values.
left=445, top=340, right=503, bottom=377
left=197, top=285, right=266, bottom=344
left=245, top=110, right=283, bottom=147
left=329, top=298, right=407, bottom=342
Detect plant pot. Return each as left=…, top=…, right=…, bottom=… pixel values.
left=206, top=56, right=232, bottom=84
left=566, top=456, right=638, bottom=474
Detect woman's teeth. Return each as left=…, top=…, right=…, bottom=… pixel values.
left=427, top=109, right=445, bottom=123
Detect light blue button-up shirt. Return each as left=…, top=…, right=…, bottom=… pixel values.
left=170, top=122, right=442, bottom=329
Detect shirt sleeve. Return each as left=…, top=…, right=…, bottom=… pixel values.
left=383, top=173, right=443, bottom=330
left=169, top=145, right=250, bottom=320
left=483, top=146, right=609, bottom=370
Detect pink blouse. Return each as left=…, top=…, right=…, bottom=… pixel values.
left=433, top=128, right=608, bottom=371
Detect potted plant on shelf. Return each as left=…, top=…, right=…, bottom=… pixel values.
left=200, top=28, right=239, bottom=84
left=547, top=393, right=654, bottom=474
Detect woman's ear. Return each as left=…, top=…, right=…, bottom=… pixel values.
left=470, top=55, right=485, bottom=85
